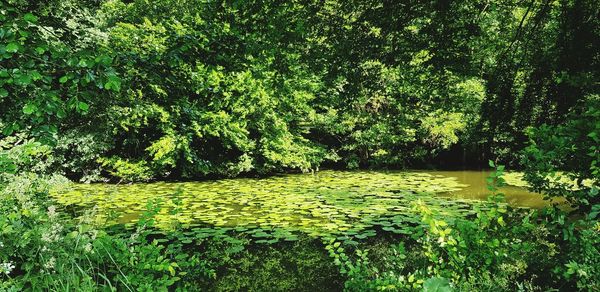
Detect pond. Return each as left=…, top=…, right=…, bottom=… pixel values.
left=51, top=170, right=547, bottom=243
left=431, top=170, right=546, bottom=207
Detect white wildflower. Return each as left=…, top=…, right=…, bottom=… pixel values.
left=0, top=262, right=15, bottom=275
left=44, top=257, right=56, bottom=271
left=84, top=243, right=93, bottom=253
left=41, top=232, right=53, bottom=243
left=41, top=223, right=64, bottom=243
left=47, top=205, right=57, bottom=219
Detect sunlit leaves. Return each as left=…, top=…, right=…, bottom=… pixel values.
left=104, top=75, right=122, bottom=92
left=422, top=277, right=452, bottom=292
left=78, top=102, right=90, bottom=111
left=0, top=2, right=121, bottom=144
left=34, top=46, right=46, bottom=55
left=23, top=13, right=38, bottom=23
left=22, top=103, right=37, bottom=115
left=59, top=75, right=70, bottom=83
left=5, top=42, right=19, bottom=53
left=95, top=55, right=113, bottom=66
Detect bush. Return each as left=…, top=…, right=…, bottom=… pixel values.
left=0, top=173, right=188, bottom=290
left=324, top=162, right=595, bottom=291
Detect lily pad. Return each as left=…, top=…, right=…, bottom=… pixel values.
left=50, top=170, right=490, bottom=244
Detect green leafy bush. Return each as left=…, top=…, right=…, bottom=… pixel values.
left=323, top=163, right=580, bottom=291
left=520, top=98, right=600, bottom=290
left=0, top=173, right=189, bottom=290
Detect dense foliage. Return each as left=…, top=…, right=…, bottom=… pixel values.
left=0, top=0, right=598, bottom=291
left=2, top=0, right=596, bottom=181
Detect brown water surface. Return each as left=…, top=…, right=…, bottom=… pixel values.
left=426, top=170, right=550, bottom=208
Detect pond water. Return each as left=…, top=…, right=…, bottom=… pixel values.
left=51, top=170, right=549, bottom=243
left=430, top=171, right=547, bottom=208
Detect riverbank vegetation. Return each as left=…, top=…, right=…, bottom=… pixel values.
left=1, top=0, right=598, bottom=290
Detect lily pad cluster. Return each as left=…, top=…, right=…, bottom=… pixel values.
left=51, top=171, right=482, bottom=243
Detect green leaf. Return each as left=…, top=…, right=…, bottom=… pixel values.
left=423, top=277, right=452, bottom=292
left=78, top=101, right=90, bottom=111
left=6, top=43, right=19, bottom=53
left=0, top=88, right=7, bottom=98
left=59, top=76, right=70, bottom=83
left=30, top=71, right=42, bottom=81
left=23, top=13, right=38, bottom=23
left=2, top=124, right=15, bottom=136
left=16, top=75, right=32, bottom=85
left=95, top=55, right=113, bottom=66
left=78, top=59, right=90, bottom=68
left=23, top=103, right=37, bottom=115
left=0, top=155, right=17, bottom=174
left=56, top=109, right=66, bottom=119
left=105, top=75, right=122, bottom=92
left=35, top=46, right=46, bottom=55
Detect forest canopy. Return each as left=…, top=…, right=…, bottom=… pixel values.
left=1, top=0, right=598, bottom=182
